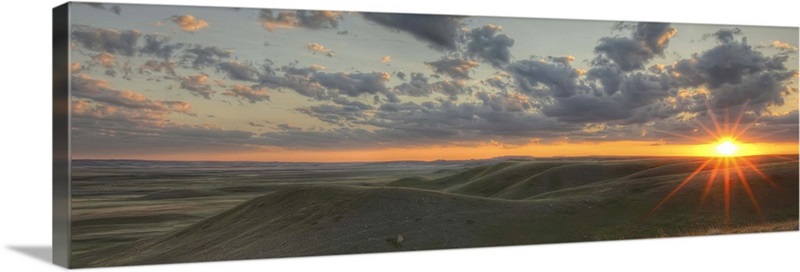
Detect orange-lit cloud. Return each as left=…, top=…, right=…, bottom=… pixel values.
left=769, top=40, right=799, bottom=53
left=92, top=52, right=116, bottom=68
left=222, top=84, right=270, bottom=103
left=171, top=15, right=209, bottom=33
left=380, top=56, right=392, bottom=63
left=70, top=62, right=82, bottom=73
left=259, top=10, right=342, bottom=32
left=306, top=43, right=335, bottom=57
left=179, top=74, right=215, bottom=99
left=425, top=57, right=480, bottom=79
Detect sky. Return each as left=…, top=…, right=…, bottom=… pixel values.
left=68, top=2, right=799, bottom=162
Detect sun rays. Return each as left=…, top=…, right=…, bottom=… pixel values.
left=647, top=102, right=778, bottom=223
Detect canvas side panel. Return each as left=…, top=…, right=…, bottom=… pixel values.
left=52, top=2, right=71, bottom=268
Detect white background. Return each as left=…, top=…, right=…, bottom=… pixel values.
left=0, top=0, right=798, bottom=271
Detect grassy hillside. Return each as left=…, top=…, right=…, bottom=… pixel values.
left=72, top=155, right=799, bottom=267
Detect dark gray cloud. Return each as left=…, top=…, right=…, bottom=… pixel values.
left=586, top=65, right=623, bottom=95
left=542, top=94, right=633, bottom=123
left=594, top=37, right=653, bottom=72
left=666, top=58, right=706, bottom=87
left=312, top=72, right=391, bottom=97
left=260, top=73, right=328, bottom=99
left=362, top=13, right=464, bottom=51
left=483, top=76, right=509, bottom=91
left=393, top=72, right=430, bottom=97
left=296, top=103, right=370, bottom=126
left=83, top=3, right=121, bottom=15
left=702, top=28, right=743, bottom=44
left=465, top=24, right=515, bottom=68
left=425, top=57, right=479, bottom=79
left=710, top=71, right=797, bottom=110
left=182, top=45, right=232, bottom=69
left=218, top=61, right=258, bottom=81
left=222, top=84, right=271, bottom=103
left=331, top=96, right=374, bottom=110
left=258, top=9, right=342, bottom=31
left=395, top=71, right=407, bottom=81
left=259, top=98, right=575, bottom=149
left=72, top=25, right=141, bottom=56
left=747, top=111, right=799, bottom=143
left=475, top=91, right=532, bottom=112
left=140, top=34, right=185, bottom=60
left=429, top=80, right=470, bottom=100
left=594, top=22, right=676, bottom=71
left=137, top=60, right=177, bottom=77
left=693, top=39, right=784, bottom=88
left=506, top=59, right=585, bottom=98
left=259, top=66, right=391, bottom=100
left=631, top=22, right=676, bottom=55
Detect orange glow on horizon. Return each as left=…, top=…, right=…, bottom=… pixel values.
left=74, top=140, right=798, bottom=163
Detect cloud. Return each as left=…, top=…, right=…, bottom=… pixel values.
left=631, top=22, right=677, bottom=55
left=548, top=55, right=576, bottom=65
left=258, top=97, right=580, bottom=149
left=585, top=65, right=624, bottom=95
left=465, top=24, right=515, bottom=68
left=222, top=84, right=271, bottom=103
left=475, top=91, right=532, bottom=112
left=71, top=62, right=82, bottom=73
left=260, top=65, right=391, bottom=100
left=429, top=80, right=470, bottom=100
left=72, top=25, right=141, bottom=56
left=306, top=43, right=335, bottom=57
left=140, top=34, right=185, bottom=60
left=170, top=15, right=210, bottom=33
left=71, top=74, right=193, bottom=119
left=218, top=61, right=258, bottom=81
left=393, top=72, right=431, bottom=97
left=297, top=103, right=370, bottom=126
left=182, top=45, right=232, bottom=68
left=312, top=71, right=391, bottom=97
left=179, top=74, right=215, bottom=99
left=702, top=28, right=742, bottom=44
left=709, top=71, right=797, bottom=110
left=362, top=13, right=464, bottom=51
left=380, top=56, right=392, bottom=63
left=92, top=52, right=116, bottom=68
left=138, top=60, right=177, bottom=76
left=692, top=38, right=787, bottom=88
left=506, top=59, right=585, bottom=98
left=395, top=71, right=406, bottom=80
left=762, top=40, right=799, bottom=53
left=259, top=9, right=343, bottom=31
left=594, top=22, right=676, bottom=71
left=83, top=3, right=121, bottom=15
left=260, top=73, right=327, bottom=100
left=425, top=57, right=479, bottom=79
left=277, top=123, right=303, bottom=131
left=390, top=72, right=471, bottom=100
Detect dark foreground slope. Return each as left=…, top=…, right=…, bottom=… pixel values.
left=74, top=156, right=798, bottom=267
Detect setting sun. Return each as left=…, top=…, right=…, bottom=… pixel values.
left=715, top=140, right=739, bottom=157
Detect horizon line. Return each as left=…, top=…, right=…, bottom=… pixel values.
left=71, top=153, right=800, bottom=164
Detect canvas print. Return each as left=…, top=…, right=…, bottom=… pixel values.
left=57, top=2, right=798, bottom=268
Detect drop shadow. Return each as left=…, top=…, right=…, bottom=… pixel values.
left=7, top=246, right=52, bottom=264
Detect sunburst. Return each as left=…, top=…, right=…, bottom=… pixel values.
left=647, top=101, right=777, bottom=223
